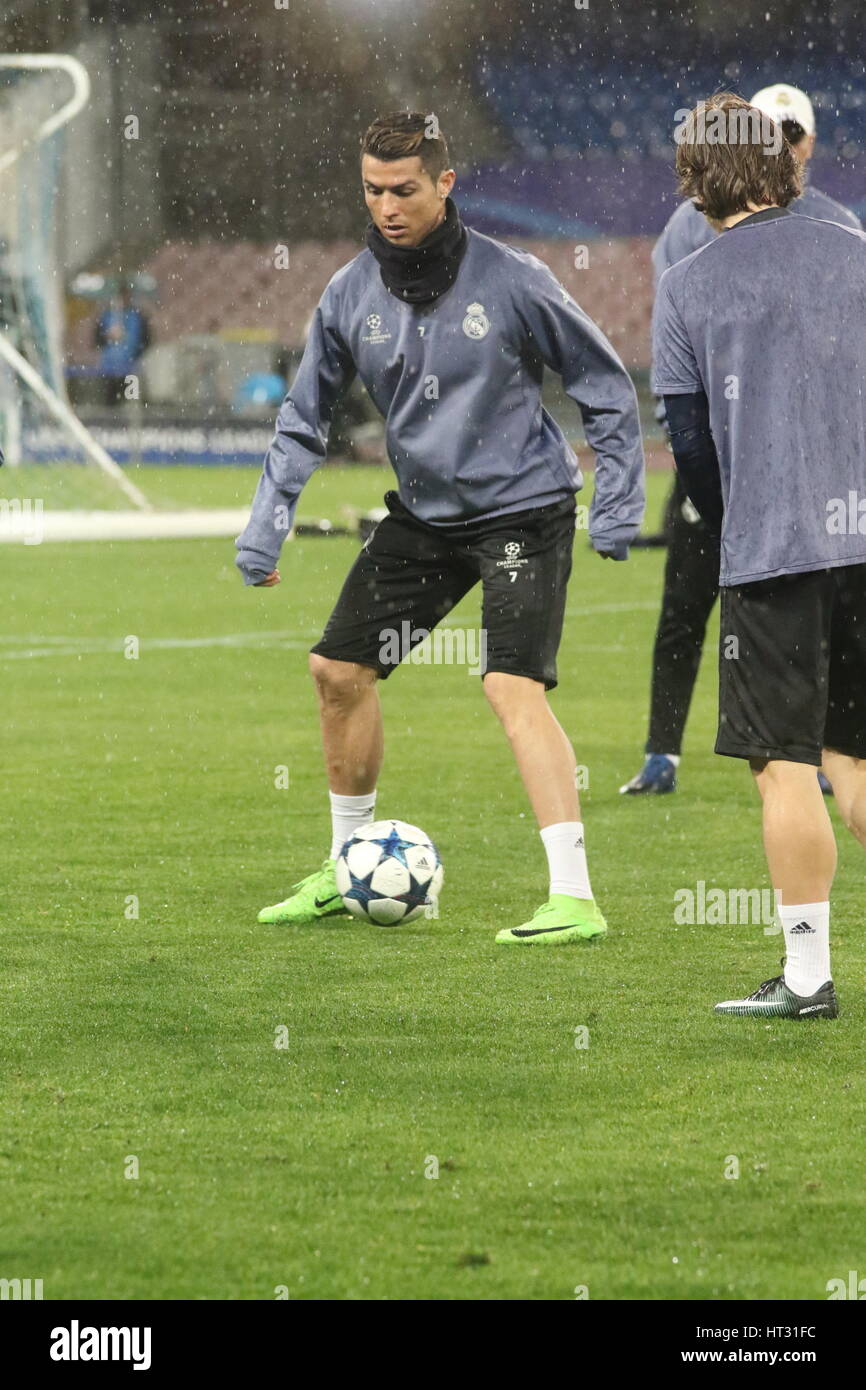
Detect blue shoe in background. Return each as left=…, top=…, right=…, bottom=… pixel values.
left=619, top=754, right=678, bottom=795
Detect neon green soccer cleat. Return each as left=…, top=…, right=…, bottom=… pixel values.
left=257, top=858, right=350, bottom=925
left=495, top=893, right=608, bottom=945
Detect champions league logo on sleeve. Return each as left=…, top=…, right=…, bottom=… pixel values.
left=462, top=302, right=490, bottom=339
left=362, top=312, right=391, bottom=345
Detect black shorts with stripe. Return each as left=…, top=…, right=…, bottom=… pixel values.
left=310, top=490, right=576, bottom=690
left=716, top=562, right=866, bottom=764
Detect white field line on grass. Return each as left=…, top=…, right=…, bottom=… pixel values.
left=0, top=508, right=251, bottom=543
left=1, top=600, right=664, bottom=658
left=1, top=638, right=629, bottom=660
left=0, top=602, right=659, bottom=661
left=0, top=631, right=321, bottom=660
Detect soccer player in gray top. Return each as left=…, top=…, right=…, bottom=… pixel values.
left=236, top=112, right=645, bottom=945
left=653, top=92, right=866, bottom=1017
left=621, top=81, right=861, bottom=797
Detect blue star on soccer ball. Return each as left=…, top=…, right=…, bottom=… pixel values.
left=369, top=826, right=418, bottom=869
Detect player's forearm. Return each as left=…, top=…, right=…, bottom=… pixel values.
left=233, top=433, right=322, bottom=586
left=581, top=393, right=646, bottom=553
left=557, top=320, right=646, bottom=552
left=236, top=295, right=354, bottom=584
left=663, top=391, right=724, bottom=536
left=235, top=419, right=324, bottom=582
left=235, top=467, right=300, bottom=583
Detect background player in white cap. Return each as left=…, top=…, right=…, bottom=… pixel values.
left=649, top=83, right=861, bottom=291
left=620, top=83, right=861, bottom=796
left=652, top=91, right=866, bottom=1019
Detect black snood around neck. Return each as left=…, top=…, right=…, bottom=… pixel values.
left=365, top=196, right=468, bottom=305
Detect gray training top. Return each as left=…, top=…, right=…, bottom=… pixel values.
left=235, top=227, right=645, bottom=583
left=652, top=210, right=866, bottom=587
left=651, top=182, right=862, bottom=287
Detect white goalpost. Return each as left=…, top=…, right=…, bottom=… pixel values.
left=0, top=54, right=150, bottom=510
left=0, top=328, right=151, bottom=510
left=0, top=53, right=90, bottom=175
left=0, top=52, right=254, bottom=545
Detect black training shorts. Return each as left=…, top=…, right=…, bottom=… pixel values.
left=309, top=490, right=577, bottom=690
left=716, top=562, right=866, bottom=764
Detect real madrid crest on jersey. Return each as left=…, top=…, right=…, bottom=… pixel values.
left=462, top=302, right=490, bottom=340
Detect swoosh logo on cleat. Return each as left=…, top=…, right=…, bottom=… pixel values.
left=314, top=894, right=342, bottom=909
left=511, top=924, right=577, bottom=937
left=717, top=999, right=780, bottom=1009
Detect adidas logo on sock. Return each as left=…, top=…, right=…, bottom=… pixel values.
left=790, top=921, right=816, bottom=934
left=575, top=837, right=584, bottom=848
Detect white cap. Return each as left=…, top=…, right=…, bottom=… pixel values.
left=749, top=83, right=815, bottom=137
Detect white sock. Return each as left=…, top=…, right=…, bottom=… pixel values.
left=648, top=753, right=680, bottom=766
left=779, top=901, right=831, bottom=996
left=540, top=821, right=592, bottom=900
left=329, top=790, right=377, bottom=859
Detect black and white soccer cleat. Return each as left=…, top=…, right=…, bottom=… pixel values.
left=714, top=973, right=838, bottom=1019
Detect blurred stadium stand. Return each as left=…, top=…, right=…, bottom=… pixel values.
left=2, top=0, right=864, bottom=427
left=477, top=52, right=866, bottom=161
left=66, top=236, right=653, bottom=393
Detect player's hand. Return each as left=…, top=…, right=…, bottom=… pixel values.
left=254, top=569, right=281, bottom=587
left=595, top=544, right=628, bottom=562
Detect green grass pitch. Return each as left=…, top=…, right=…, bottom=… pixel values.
left=2, top=464, right=864, bottom=1301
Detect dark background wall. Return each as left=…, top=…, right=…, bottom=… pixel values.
left=3, top=0, right=865, bottom=258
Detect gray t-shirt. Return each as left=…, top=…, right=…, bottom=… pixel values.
left=652, top=210, right=866, bottom=586
left=652, top=183, right=862, bottom=287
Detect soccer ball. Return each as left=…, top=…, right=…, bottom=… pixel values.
left=335, top=819, right=443, bottom=926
